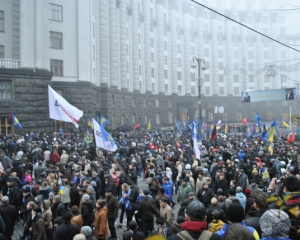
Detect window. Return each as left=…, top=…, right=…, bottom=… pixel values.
left=151, top=22, right=154, bottom=32
left=49, top=4, right=63, bottom=21
left=139, top=49, right=141, bottom=59
left=205, top=61, right=209, bottom=69
left=132, top=98, right=136, bottom=107
left=0, top=45, right=4, bottom=58
left=205, top=86, right=210, bottom=95
left=249, top=75, right=254, bottom=82
left=150, top=8, right=153, bottom=18
left=234, top=75, right=239, bottom=82
left=219, top=87, right=224, bottom=95
left=248, top=51, right=253, bottom=59
left=178, top=85, right=182, bottom=94
left=0, top=81, right=12, bottom=99
left=164, top=42, right=167, bottom=50
left=246, top=15, right=252, bottom=23
left=0, top=116, right=11, bottom=135
left=248, top=63, right=254, bottom=71
left=203, top=37, right=210, bottom=44
left=236, top=112, right=242, bottom=121
left=152, top=83, right=155, bottom=92
left=164, top=26, right=167, bottom=36
left=204, top=48, right=209, bottom=57
left=177, top=58, right=181, bottom=67
left=165, top=56, right=168, bottom=65
left=151, top=53, right=154, bottom=62
left=177, top=71, right=181, bottom=80
left=50, top=59, right=63, bottom=76
left=177, top=44, right=181, bottom=53
left=234, top=63, right=239, bottom=71
left=156, top=114, right=160, bottom=124
left=176, top=17, right=180, bottom=26
left=219, top=75, right=224, bottom=82
left=49, top=31, right=63, bottom=49
left=205, top=74, right=209, bottom=82
left=0, top=11, right=4, bottom=32
left=233, top=50, right=238, bottom=58
left=191, top=88, right=196, bottom=94
left=234, top=87, right=239, bottom=95
left=218, top=50, right=223, bottom=58
left=264, top=51, right=269, bottom=59
left=151, top=68, right=154, bottom=77
left=156, top=99, right=160, bottom=107
left=164, top=70, right=168, bottom=79
left=218, top=62, right=223, bottom=70
left=191, top=73, right=195, bottom=81
left=163, top=13, right=167, bottom=22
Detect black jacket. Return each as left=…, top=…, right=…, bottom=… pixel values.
left=70, top=186, right=80, bottom=208
left=52, top=222, right=80, bottom=240
left=2, top=184, right=20, bottom=207
left=214, top=179, right=228, bottom=197
left=52, top=202, right=66, bottom=221
left=106, top=195, right=119, bottom=220
left=244, top=210, right=265, bottom=237
left=205, top=205, right=226, bottom=224
left=137, top=196, right=159, bottom=221
left=126, top=185, right=139, bottom=208
left=197, top=188, right=214, bottom=207
left=0, top=203, right=18, bottom=237
left=132, top=230, right=145, bottom=240
left=81, top=201, right=95, bottom=226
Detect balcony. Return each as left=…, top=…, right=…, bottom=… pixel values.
left=0, top=59, right=20, bottom=69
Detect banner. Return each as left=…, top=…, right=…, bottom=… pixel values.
left=93, top=118, right=117, bottom=152
left=241, top=88, right=297, bottom=103
left=48, top=86, right=83, bottom=128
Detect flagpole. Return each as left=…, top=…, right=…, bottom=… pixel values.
left=289, top=105, right=292, bottom=132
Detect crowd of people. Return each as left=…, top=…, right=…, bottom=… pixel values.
left=0, top=127, right=299, bottom=240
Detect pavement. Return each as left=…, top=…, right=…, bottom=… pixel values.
left=12, top=178, right=180, bottom=240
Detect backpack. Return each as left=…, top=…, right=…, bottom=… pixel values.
left=177, top=230, right=213, bottom=240
left=228, top=197, right=241, bottom=205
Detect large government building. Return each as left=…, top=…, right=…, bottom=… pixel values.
left=0, top=0, right=299, bottom=134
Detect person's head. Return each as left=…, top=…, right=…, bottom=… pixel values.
left=282, top=175, right=300, bottom=192
left=31, top=207, right=42, bottom=217
left=81, top=226, right=93, bottom=238
left=105, top=189, right=113, bottom=197
left=96, top=199, right=106, bottom=209
left=185, top=200, right=206, bottom=221
left=254, top=192, right=267, bottom=210
left=212, top=210, right=221, bottom=221
left=226, top=204, right=245, bottom=223
left=181, top=178, right=188, bottom=186
left=122, top=230, right=133, bottom=240
left=62, top=212, right=72, bottom=222
left=158, top=187, right=165, bottom=194
left=236, top=186, right=243, bottom=193
left=210, top=197, right=217, bottom=206
left=239, top=169, right=244, bottom=175
left=202, top=182, right=208, bottom=189
left=143, top=188, right=150, bottom=196
left=250, top=179, right=257, bottom=186
left=159, top=197, right=168, bottom=207
left=52, top=195, right=61, bottom=204
left=230, top=180, right=236, bottom=187
left=219, top=172, right=225, bottom=180
left=156, top=216, right=165, bottom=226
left=82, top=180, right=89, bottom=187
left=70, top=205, right=80, bottom=216
left=176, top=216, right=186, bottom=226
left=7, top=178, right=14, bottom=187
left=223, top=223, right=255, bottom=240
left=26, top=201, right=36, bottom=210
left=259, top=209, right=291, bottom=239
left=128, top=221, right=138, bottom=232
left=188, top=191, right=195, bottom=200
left=122, top=183, right=129, bottom=192
left=82, top=194, right=90, bottom=202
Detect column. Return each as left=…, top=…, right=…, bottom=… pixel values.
left=143, top=0, right=152, bottom=93
left=182, top=5, right=191, bottom=95
left=11, top=0, right=20, bottom=60
left=156, top=0, right=165, bottom=94
left=131, top=0, right=140, bottom=92
left=240, top=26, right=248, bottom=91
left=170, top=2, right=178, bottom=95
left=99, top=0, right=109, bottom=86
left=20, top=0, right=35, bottom=68
left=211, top=16, right=218, bottom=95
left=119, top=0, right=128, bottom=90
left=271, top=13, right=280, bottom=89
left=109, top=0, right=118, bottom=87
left=225, top=20, right=233, bottom=95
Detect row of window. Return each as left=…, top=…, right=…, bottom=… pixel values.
left=111, top=95, right=173, bottom=108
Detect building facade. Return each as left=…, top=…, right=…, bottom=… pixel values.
left=0, top=0, right=298, bottom=134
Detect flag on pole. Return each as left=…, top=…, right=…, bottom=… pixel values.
left=147, top=120, right=151, bottom=131
left=133, top=123, right=140, bottom=130
left=282, top=121, right=290, bottom=128
left=291, top=114, right=297, bottom=122
left=287, top=132, right=296, bottom=143
left=88, top=118, right=93, bottom=129
left=268, top=143, right=274, bottom=155
left=9, top=113, right=22, bottom=129
left=211, top=124, right=217, bottom=140
left=224, top=124, right=229, bottom=134
left=86, top=128, right=93, bottom=141
left=93, top=118, right=117, bottom=152
left=99, top=115, right=109, bottom=128
left=268, top=121, right=276, bottom=142
left=48, top=85, right=83, bottom=128
left=193, top=124, right=201, bottom=160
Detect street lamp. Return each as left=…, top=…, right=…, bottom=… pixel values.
left=191, top=57, right=206, bottom=121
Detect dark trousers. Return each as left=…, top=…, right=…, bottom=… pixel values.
left=46, top=228, right=53, bottom=240
left=108, top=218, right=117, bottom=238
left=141, top=219, right=154, bottom=237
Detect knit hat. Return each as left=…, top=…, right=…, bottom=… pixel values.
left=82, top=194, right=90, bottom=201
left=244, top=188, right=251, bottom=196
left=259, top=209, right=291, bottom=238
left=185, top=200, right=206, bottom=220
left=7, top=178, right=15, bottom=183
left=81, top=226, right=92, bottom=237
left=73, top=233, right=86, bottom=240
left=226, top=203, right=245, bottom=223
left=90, top=181, right=97, bottom=187
left=236, top=186, right=243, bottom=193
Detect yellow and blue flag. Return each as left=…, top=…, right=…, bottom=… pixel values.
left=88, top=118, right=93, bottom=129
left=100, top=115, right=109, bottom=128
left=268, top=121, right=276, bottom=142
left=86, top=128, right=93, bottom=141
left=261, top=124, right=267, bottom=141
left=9, top=113, right=22, bottom=129
left=268, top=142, right=274, bottom=155
left=147, top=120, right=151, bottom=131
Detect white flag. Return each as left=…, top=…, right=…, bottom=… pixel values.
left=48, top=85, right=83, bottom=128
left=193, top=124, right=201, bottom=160
left=93, top=118, right=117, bottom=152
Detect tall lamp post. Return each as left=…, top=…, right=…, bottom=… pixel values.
left=191, top=57, right=206, bottom=122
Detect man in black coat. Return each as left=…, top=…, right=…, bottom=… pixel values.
left=0, top=196, right=18, bottom=240
left=125, top=183, right=139, bottom=224
left=196, top=182, right=214, bottom=208
left=52, top=212, right=80, bottom=239
left=214, top=173, right=228, bottom=197
left=106, top=189, right=119, bottom=240
left=2, top=177, right=20, bottom=208
left=19, top=187, right=35, bottom=221
left=137, top=188, right=159, bottom=237
left=69, top=181, right=80, bottom=208
left=104, top=175, right=117, bottom=197
left=205, top=197, right=226, bottom=224
left=51, top=195, right=66, bottom=221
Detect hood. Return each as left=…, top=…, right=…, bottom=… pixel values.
left=181, top=221, right=207, bottom=232
left=43, top=200, right=51, bottom=210
left=62, top=150, right=66, bottom=154
left=210, top=220, right=224, bottom=231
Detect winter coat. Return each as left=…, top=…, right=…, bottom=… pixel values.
left=70, top=186, right=81, bottom=208
left=177, top=183, right=193, bottom=203
left=24, top=174, right=33, bottom=185
left=52, top=201, right=66, bottom=221
left=163, top=180, right=173, bottom=200
left=244, top=210, right=265, bottom=237
left=60, top=150, right=69, bottom=164
left=236, top=192, right=246, bottom=212
left=39, top=185, right=52, bottom=200
left=0, top=203, right=17, bottom=238
left=43, top=200, right=53, bottom=230
left=52, top=222, right=80, bottom=240
left=94, top=206, right=109, bottom=240
left=60, top=184, right=71, bottom=204
left=106, top=195, right=119, bottom=220
left=31, top=213, right=47, bottom=240
left=137, top=196, right=159, bottom=221
left=197, top=188, right=214, bottom=207
left=71, top=214, right=83, bottom=229
left=237, top=173, right=248, bottom=190
left=82, top=201, right=94, bottom=226
left=214, top=179, right=228, bottom=197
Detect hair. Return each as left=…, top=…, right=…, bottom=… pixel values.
left=96, top=199, right=106, bottom=208
left=219, top=173, right=225, bottom=177
left=159, top=187, right=165, bottom=194
left=212, top=210, right=221, bottom=221
left=70, top=205, right=80, bottom=215
left=27, top=201, right=36, bottom=209
left=42, top=181, right=48, bottom=187
left=122, top=183, right=129, bottom=191
left=231, top=180, right=236, bottom=185
left=223, top=223, right=255, bottom=240
left=254, top=192, right=267, bottom=210
left=283, top=175, right=300, bottom=192
left=83, top=179, right=90, bottom=184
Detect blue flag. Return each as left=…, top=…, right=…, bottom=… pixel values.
left=9, top=113, right=22, bottom=129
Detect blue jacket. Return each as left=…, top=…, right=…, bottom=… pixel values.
left=238, top=151, right=245, bottom=160
left=216, top=222, right=259, bottom=239
left=163, top=180, right=173, bottom=200
left=236, top=192, right=246, bottom=212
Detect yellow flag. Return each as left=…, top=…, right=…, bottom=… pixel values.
left=282, top=121, right=290, bottom=128
left=147, top=121, right=151, bottom=131
left=268, top=144, right=273, bottom=155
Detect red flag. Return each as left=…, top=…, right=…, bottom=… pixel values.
left=133, top=123, right=140, bottom=130
left=242, top=118, right=248, bottom=125
left=211, top=124, right=217, bottom=140
left=287, top=132, right=295, bottom=143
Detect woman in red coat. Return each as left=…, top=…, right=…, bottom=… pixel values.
left=50, top=150, right=60, bottom=164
